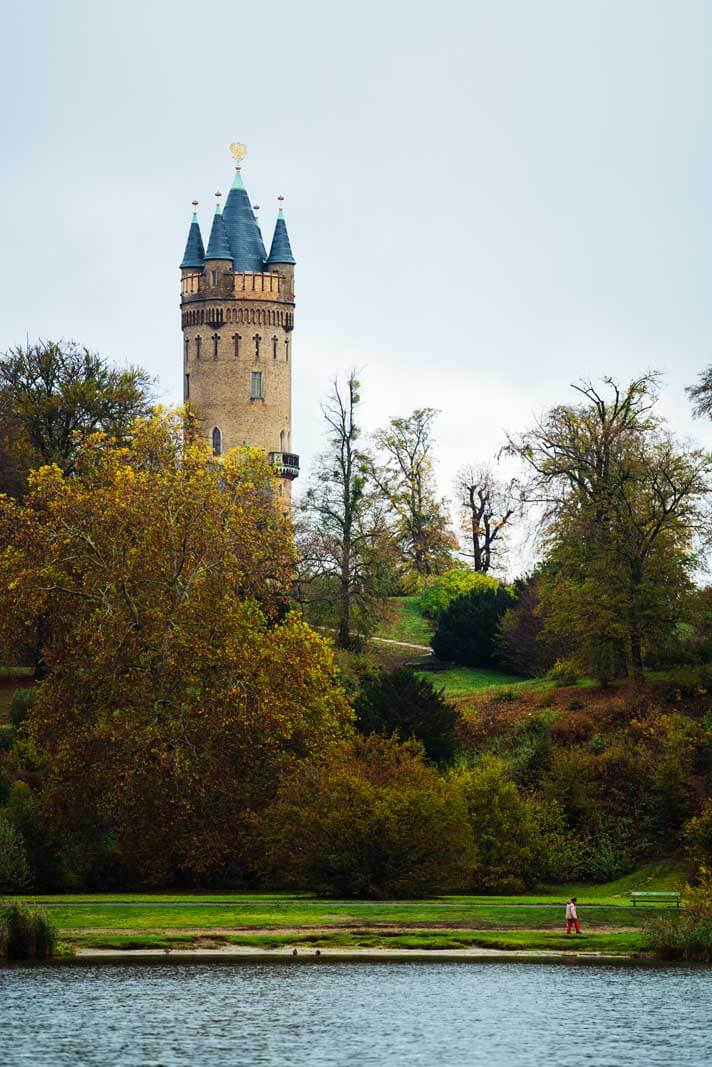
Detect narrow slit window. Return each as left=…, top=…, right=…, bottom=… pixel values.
left=212, top=427, right=222, bottom=456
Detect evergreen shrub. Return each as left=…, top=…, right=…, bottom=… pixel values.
left=354, top=666, right=458, bottom=763
left=432, top=585, right=516, bottom=668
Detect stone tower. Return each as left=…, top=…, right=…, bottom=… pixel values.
left=179, top=148, right=298, bottom=499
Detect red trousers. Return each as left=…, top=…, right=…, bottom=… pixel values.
left=566, top=918, right=581, bottom=934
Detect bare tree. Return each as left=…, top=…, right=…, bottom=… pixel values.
left=455, top=464, right=515, bottom=573
left=687, top=366, right=712, bottom=420
left=297, top=373, right=394, bottom=648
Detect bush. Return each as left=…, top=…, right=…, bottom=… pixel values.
left=0, top=904, right=56, bottom=959
left=432, top=584, right=516, bottom=669
left=658, top=666, right=709, bottom=705
left=258, top=735, right=475, bottom=897
left=9, top=688, right=37, bottom=730
left=547, top=659, right=581, bottom=687
left=645, top=870, right=712, bottom=962
left=419, top=568, right=498, bottom=620
left=566, top=698, right=586, bottom=711
left=494, top=689, right=519, bottom=704
left=0, top=814, right=32, bottom=892
left=354, top=667, right=458, bottom=763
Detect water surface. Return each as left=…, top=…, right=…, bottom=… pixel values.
left=1, top=960, right=709, bottom=1066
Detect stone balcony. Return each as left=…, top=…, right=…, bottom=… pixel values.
left=268, top=451, right=300, bottom=480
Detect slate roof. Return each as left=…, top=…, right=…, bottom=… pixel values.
left=266, top=209, right=296, bottom=266
left=179, top=212, right=205, bottom=269
left=222, top=169, right=267, bottom=272
left=205, top=204, right=232, bottom=260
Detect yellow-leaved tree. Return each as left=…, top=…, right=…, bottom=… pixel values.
left=0, top=410, right=351, bottom=884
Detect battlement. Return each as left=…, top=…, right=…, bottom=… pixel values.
left=180, top=271, right=286, bottom=300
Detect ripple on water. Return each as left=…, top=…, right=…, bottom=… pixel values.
left=0, top=961, right=710, bottom=1066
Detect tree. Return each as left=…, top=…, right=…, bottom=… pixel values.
left=454, top=464, right=515, bottom=573
left=687, top=366, right=712, bottom=420
left=373, top=408, right=456, bottom=580
left=354, top=666, right=458, bottom=763
left=258, top=735, right=474, bottom=897
left=297, top=374, right=394, bottom=648
left=496, top=573, right=560, bottom=678
left=453, top=756, right=539, bottom=891
left=0, top=340, right=153, bottom=496
left=0, top=411, right=351, bottom=884
left=431, top=584, right=516, bottom=668
left=506, top=376, right=711, bottom=683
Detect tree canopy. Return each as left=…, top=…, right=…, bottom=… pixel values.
left=0, top=340, right=153, bottom=497
left=506, top=376, right=711, bottom=683
left=0, top=410, right=351, bottom=883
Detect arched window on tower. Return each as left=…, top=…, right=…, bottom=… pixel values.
left=232, top=333, right=241, bottom=358
left=253, top=334, right=261, bottom=360
left=285, top=337, right=289, bottom=362
left=212, top=333, right=220, bottom=360
left=272, top=335, right=278, bottom=359
left=212, top=427, right=222, bottom=456
left=195, top=335, right=202, bottom=360
left=184, top=337, right=189, bottom=361
left=280, top=429, right=285, bottom=451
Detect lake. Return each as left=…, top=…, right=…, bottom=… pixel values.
left=1, top=959, right=710, bottom=1066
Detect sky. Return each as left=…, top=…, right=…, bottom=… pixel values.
left=1, top=0, right=711, bottom=569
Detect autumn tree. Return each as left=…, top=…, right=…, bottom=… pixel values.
left=454, top=464, right=515, bottom=573
left=257, top=734, right=474, bottom=897
left=506, top=376, right=711, bottom=683
left=372, top=408, right=456, bottom=580
left=0, top=411, right=351, bottom=884
left=297, top=374, right=395, bottom=648
left=0, top=339, right=153, bottom=497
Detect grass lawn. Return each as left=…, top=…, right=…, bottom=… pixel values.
left=70, top=929, right=646, bottom=955
left=41, top=902, right=661, bottom=932
left=10, top=862, right=684, bottom=958
left=416, top=667, right=530, bottom=698
left=373, top=597, right=433, bottom=645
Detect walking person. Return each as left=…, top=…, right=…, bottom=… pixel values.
left=565, top=897, right=581, bottom=935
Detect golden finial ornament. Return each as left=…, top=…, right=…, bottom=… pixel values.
left=230, top=142, right=248, bottom=168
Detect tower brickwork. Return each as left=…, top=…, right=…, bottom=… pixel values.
left=179, top=151, right=298, bottom=498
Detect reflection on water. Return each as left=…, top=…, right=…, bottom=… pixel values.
left=1, top=960, right=710, bottom=1066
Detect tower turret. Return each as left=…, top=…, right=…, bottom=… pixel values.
left=179, top=145, right=298, bottom=500
left=204, top=193, right=232, bottom=262
left=180, top=203, right=205, bottom=270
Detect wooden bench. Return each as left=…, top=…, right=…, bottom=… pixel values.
left=631, top=891, right=680, bottom=908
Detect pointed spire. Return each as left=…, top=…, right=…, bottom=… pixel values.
left=266, top=196, right=296, bottom=266
left=205, top=192, right=232, bottom=260
left=222, top=163, right=267, bottom=272
left=180, top=201, right=205, bottom=269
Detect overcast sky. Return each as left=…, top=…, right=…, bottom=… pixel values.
left=2, top=0, right=710, bottom=568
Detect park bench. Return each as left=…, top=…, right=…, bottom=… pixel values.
left=630, top=891, right=680, bottom=908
